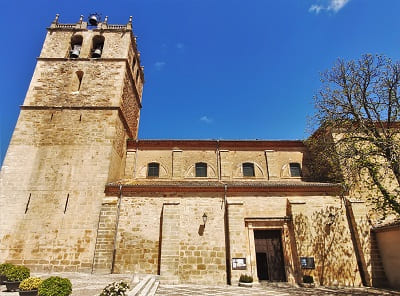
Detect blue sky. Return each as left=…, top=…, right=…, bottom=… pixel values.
left=1, top=0, right=400, bottom=165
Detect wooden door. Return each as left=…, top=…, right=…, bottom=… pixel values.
left=254, top=230, right=286, bottom=281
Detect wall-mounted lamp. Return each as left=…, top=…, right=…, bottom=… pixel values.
left=202, top=213, right=208, bottom=226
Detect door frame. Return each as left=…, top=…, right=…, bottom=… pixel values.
left=246, top=217, right=297, bottom=284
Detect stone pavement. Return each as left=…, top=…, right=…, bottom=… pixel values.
left=156, top=282, right=400, bottom=296
left=1, top=273, right=399, bottom=296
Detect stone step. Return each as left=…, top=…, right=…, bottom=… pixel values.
left=128, top=275, right=159, bottom=296
left=148, top=281, right=159, bottom=296
left=128, top=275, right=151, bottom=296
left=139, top=277, right=155, bottom=296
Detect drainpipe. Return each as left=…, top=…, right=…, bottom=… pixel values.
left=111, top=184, right=123, bottom=273
left=134, top=140, right=139, bottom=178
left=222, top=183, right=231, bottom=285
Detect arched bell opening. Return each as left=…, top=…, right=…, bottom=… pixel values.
left=70, top=35, right=83, bottom=58
left=91, top=35, right=105, bottom=58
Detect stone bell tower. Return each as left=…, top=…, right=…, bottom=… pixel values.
left=0, top=14, right=143, bottom=272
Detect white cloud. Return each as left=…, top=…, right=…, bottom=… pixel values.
left=154, top=61, right=166, bottom=71
left=200, top=115, right=213, bottom=124
left=309, top=5, right=323, bottom=14
left=328, top=0, right=350, bottom=12
left=309, top=0, right=350, bottom=14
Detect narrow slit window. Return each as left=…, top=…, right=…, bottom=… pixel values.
left=136, top=69, right=140, bottom=81
left=91, top=35, right=105, bottom=58
left=195, top=162, right=207, bottom=177
left=147, top=162, right=160, bottom=178
left=289, top=163, right=302, bottom=177
left=132, top=56, right=136, bottom=71
left=71, top=71, right=84, bottom=92
left=70, top=35, right=83, bottom=58
left=243, top=162, right=255, bottom=177
left=76, top=71, right=83, bottom=91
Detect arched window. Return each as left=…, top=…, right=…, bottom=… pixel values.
left=242, top=162, right=255, bottom=177
left=70, top=35, right=83, bottom=58
left=71, top=71, right=84, bottom=92
left=147, top=162, right=160, bottom=178
left=289, top=163, right=302, bottom=177
left=91, top=35, right=105, bottom=58
left=195, top=162, right=207, bottom=177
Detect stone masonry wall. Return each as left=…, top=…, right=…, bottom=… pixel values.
left=108, top=195, right=227, bottom=284
left=127, top=148, right=309, bottom=181
left=24, top=60, right=125, bottom=107
left=0, top=109, right=125, bottom=271
left=290, top=197, right=362, bottom=286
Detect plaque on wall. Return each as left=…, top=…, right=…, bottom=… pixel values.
left=300, top=257, right=315, bottom=269
left=232, top=258, right=246, bottom=270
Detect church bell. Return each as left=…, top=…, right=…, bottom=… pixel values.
left=70, top=48, right=80, bottom=58
left=92, top=48, right=102, bottom=58
left=89, top=15, right=98, bottom=26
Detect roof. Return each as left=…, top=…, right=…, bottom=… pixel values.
left=127, top=139, right=306, bottom=151
left=105, top=180, right=342, bottom=195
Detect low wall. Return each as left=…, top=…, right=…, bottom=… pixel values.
left=374, top=223, right=400, bottom=290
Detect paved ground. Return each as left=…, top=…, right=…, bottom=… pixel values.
left=1, top=273, right=399, bottom=296
left=156, top=282, right=400, bottom=296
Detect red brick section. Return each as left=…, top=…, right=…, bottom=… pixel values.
left=105, top=181, right=342, bottom=195
left=127, top=139, right=306, bottom=151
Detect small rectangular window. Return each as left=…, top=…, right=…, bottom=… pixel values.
left=290, top=163, right=302, bottom=177
left=195, top=162, right=207, bottom=177
left=147, top=163, right=160, bottom=177
left=243, top=163, right=255, bottom=177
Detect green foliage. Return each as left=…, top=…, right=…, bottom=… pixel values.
left=311, top=54, right=400, bottom=217
left=38, top=276, right=72, bottom=296
left=4, top=265, right=30, bottom=282
left=239, top=274, right=253, bottom=283
left=19, top=277, right=43, bottom=291
left=303, top=275, right=314, bottom=283
left=99, top=281, right=130, bottom=296
left=0, top=263, right=14, bottom=276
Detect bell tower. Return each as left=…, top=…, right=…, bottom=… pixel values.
left=0, top=14, right=143, bottom=272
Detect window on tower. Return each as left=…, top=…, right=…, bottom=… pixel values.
left=71, top=71, right=84, bottom=92
left=70, top=35, right=83, bottom=58
left=195, top=162, right=207, bottom=177
left=132, top=56, right=136, bottom=72
left=91, top=35, right=105, bottom=58
left=136, top=69, right=140, bottom=82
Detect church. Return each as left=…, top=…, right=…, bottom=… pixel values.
left=0, top=14, right=384, bottom=287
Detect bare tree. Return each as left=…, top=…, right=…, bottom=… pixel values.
left=308, top=54, right=400, bottom=217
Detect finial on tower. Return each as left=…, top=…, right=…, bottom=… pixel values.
left=104, top=16, right=109, bottom=24
left=50, top=14, right=60, bottom=28
left=127, top=16, right=133, bottom=30
left=79, top=15, right=83, bottom=24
